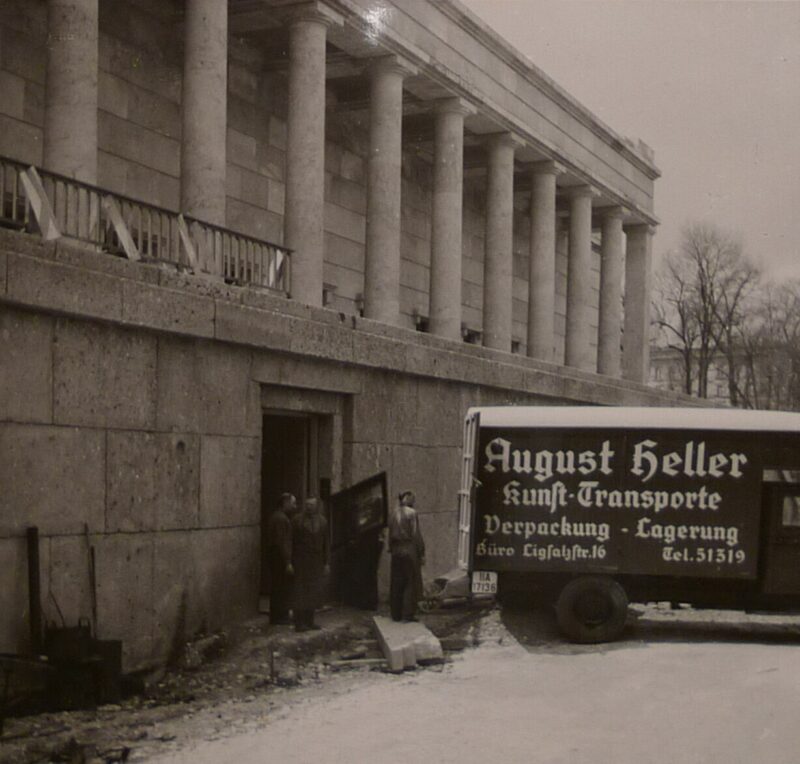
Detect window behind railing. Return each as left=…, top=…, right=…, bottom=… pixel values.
left=0, top=160, right=30, bottom=231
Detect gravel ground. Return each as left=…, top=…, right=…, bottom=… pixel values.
left=3, top=601, right=799, bottom=763
left=146, top=605, right=800, bottom=764
left=0, top=604, right=489, bottom=764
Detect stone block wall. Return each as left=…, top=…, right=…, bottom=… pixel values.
left=398, top=157, right=433, bottom=327
left=0, top=228, right=686, bottom=671
left=0, top=0, right=46, bottom=165
left=462, top=183, right=486, bottom=333
left=0, top=299, right=262, bottom=672
left=225, top=45, right=286, bottom=245
left=96, top=0, right=183, bottom=209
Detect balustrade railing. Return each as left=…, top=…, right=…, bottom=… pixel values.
left=0, top=155, right=291, bottom=294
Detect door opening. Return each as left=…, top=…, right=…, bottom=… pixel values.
left=261, top=412, right=323, bottom=597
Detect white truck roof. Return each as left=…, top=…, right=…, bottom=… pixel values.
left=468, top=406, right=800, bottom=433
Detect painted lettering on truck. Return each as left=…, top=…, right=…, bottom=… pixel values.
left=472, top=430, right=759, bottom=579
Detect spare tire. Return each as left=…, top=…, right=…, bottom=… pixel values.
left=555, top=576, right=628, bottom=643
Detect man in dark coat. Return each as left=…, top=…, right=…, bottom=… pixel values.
left=388, top=490, right=426, bottom=622
left=291, top=497, right=330, bottom=632
left=266, top=493, right=296, bottom=625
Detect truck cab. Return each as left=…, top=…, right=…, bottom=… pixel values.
left=760, top=470, right=800, bottom=597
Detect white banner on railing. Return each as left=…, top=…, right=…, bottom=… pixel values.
left=177, top=214, right=198, bottom=270
left=102, top=196, right=140, bottom=261
left=270, top=249, right=285, bottom=289
left=20, top=166, right=60, bottom=241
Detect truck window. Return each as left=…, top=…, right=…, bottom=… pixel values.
left=781, top=495, right=800, bottom=528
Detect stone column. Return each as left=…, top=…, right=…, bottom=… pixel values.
left=564, top=185, right=595, bottom=370
left=429, top=98, right=473, bottom=341
left=623, top=223, right=655, bottom=383
left=181, top=0, right=228, bottom=226
left=43, top=0, right=99, bottom=182
left=527, top=161, right=563, bottom=361
left=363, top=56, right=416, bottom=325
left=597, top=206, right=625, bottom=376
left=284, top=3, right=343, bottom=306
left=482, top=134, right=519, bottom=352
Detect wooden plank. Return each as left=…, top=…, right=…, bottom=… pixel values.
left=101, top=195, right=140, bottom=261
left=177, top=214, right=199, bottom=269
left=328, top=658, right=387, bottom=670
left=19, top=166, right=60, bottom=241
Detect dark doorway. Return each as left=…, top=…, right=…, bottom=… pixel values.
left=261, top=412, right=319, bottom=596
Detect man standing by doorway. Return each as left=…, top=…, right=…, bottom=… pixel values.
left=291, top=497, right=330, bottom=632
left=266, top=493, right=296, bottom=625
left=389, top=490, right=426, bottom=622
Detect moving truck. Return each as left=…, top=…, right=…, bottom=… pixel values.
left=458, top=406, right=800, bottom=642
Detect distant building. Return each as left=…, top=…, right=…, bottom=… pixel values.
left=650, top=345, right=800, bottom=410
left=650, top=347, right=731, bottom=403
left=0, top=0, right=683, bottom=670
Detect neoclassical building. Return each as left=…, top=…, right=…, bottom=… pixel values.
left=0, top=0, right=684, bottom=670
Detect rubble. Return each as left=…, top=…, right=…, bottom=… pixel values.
left=178, top=633, right=228, bottom=671
left=0, top=604, right=491, bottom=763
left=372, top=616, right=444, bottom=672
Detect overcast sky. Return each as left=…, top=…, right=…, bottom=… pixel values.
left=460, top=0, right=800, bottom=281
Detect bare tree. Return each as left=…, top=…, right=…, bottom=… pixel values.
left=775, top=283, right=800, bottom=408
left=737, top=281, right=800, bottom=410
left=653, top=222, right=759, bottom=400
left=653, top=252, right=698, bottom=395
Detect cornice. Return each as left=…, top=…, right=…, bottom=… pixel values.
left=434, top=0, right=661, bottom=181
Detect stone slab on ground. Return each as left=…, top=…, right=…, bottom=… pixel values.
left=372, top=615, right=443, bottom=672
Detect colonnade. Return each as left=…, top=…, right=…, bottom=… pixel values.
left=39, top=0, right=653, bottom=383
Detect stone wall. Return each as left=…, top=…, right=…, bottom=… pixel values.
left=0, top=228, right=686, bottom=671
left=0, top=304, right=262, bottom=670
left=0, top=0, right=46, bottom=165
left=97, top=0, right=183, bottom=210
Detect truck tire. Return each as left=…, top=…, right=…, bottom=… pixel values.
left=555, top=576, right=628, bottom=643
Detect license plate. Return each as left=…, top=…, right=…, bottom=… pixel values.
left=472, top=571, right=497, bottom=594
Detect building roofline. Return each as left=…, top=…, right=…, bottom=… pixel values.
left=437, top=0, right=661, bottom=181
left=468, top=406, right=800, bottom=432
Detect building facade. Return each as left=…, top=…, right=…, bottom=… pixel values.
left=650, top=345, right=800, bottom=411
left=0, top=0, right=686, bottom=671
left=650, top=347, right=731, bottom=403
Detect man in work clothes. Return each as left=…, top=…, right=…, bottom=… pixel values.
left=291, top=497, right=330, bottom=632
left=388, top=490, right=426, bottom=622
left=266, top=493, right=296, bottom=625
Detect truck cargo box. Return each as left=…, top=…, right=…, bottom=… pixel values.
left=458, top=406, right=800, bottom=642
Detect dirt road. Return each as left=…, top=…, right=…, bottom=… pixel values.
left=148, top=607, right=800, bottom=764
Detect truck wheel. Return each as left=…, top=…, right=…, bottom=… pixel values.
left=555, top=576, right=628, bottom=643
